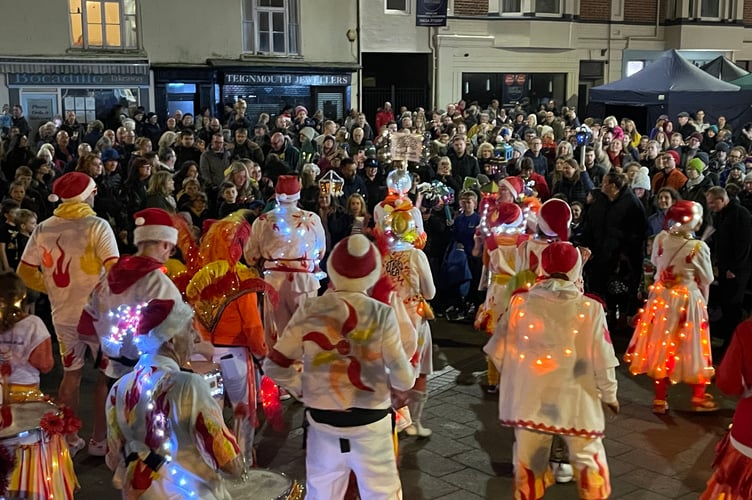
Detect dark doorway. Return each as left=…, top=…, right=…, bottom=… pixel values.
left=362, top=53, right=430, bottom=128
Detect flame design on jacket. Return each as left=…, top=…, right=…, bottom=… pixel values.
left=52, top=236, right=71, bottom=288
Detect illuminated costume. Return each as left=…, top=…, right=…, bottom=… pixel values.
left=263, top=235, right=414, bottom=499
left=377, top=168, right=434, bottom=438
left=182, top=211, right=270, bottom=465
left=79, top=208, right=183, bottom=380
left=106, top=299, right=242, bottom=500
left=625, top=201, right=716, bottom=414
left=701, top=319, right=752, bottom=499
left=473, top=201, right=528, bottom=391
left=19, top=172, right=119, bottom=371
left=484, top=242, right=618, bottom=500
left=244, top=175, right=325, bottom=347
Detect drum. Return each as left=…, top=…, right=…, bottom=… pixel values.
left=186, top=360, right=225, bottom=401
left=0, top=400, right=58, bottom=446
left=224, top=469, right=304, bottom=500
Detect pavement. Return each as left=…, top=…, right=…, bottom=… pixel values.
left=39, top=318, right=734, bottom=499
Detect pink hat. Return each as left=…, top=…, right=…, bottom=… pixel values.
left=327, top=235, right=381, bottom=292
left=295, top=106, right=308, bottom=116
left=49, top=172, right=97, bottom=203
left=133, top=208, right=178, bottom=246
left=537, top=198, right=572, bottom=241
left=541, top=242, right=580, bottom=279
left=275, top=175, right=301, bottom=202
left=499, top=176, right=524, bottom=199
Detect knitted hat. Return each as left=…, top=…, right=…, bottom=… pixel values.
left=631, top=167, right=651, bottom=191
left=49, top=172, right=97, bottom=203
left=663, top=150, right=680, bottom=164
left=715, top=142, right=729, bottom=153
left=295, top=105, right=308, bottom=116
left=664, top=200, right=703, bottom=234
left=709, top=125, right=719, bottom=133
left=101, top=148, right=120, bottom=162
left=688, top=132, right=703, bottom=142
left=745, top=172, right=752, bottom=183
left=275, top=175, right=301, bottom=202
left=133, top=208, right=179, bottom=246
left=135, top=298, right=194, bottom=353
left=541, top=242, right=581, bottom=280
left=686, top=157, right=705, bottom=176
left=327, top=235, right=382, bottom=292
left=537, top=198, right=572, bottom=241
left=499, top=176, right=524, bottom=199
left=299, top=126, right=316, bottom=142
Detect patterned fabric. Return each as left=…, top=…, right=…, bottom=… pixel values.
left=20, top=212, right=118, bottom=326
left=106, top=354, right=240, bottom=499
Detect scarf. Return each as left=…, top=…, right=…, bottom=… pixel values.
left=53, top=202, right=96, bottom=219
left=685, top=173, right=705, bottom=190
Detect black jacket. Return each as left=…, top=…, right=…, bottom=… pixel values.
left=709, top=197, right=752, bottom=276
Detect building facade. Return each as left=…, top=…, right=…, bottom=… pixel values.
left=0, top=0, right=358, bottom=134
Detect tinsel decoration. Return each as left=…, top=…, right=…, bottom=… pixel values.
left=0, top=443, right=15, bottom=497
left=259, top=376, right=284, bottom=432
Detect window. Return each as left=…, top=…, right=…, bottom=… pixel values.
left=535, top=0, right=561, bottom=14
left=501, top=0, right=522, bottom=13
left=700, top=0, right=719, bottom=17
left=626, top=61, right=645, bottom=77
left=68, top=0, right=137, bottom=49
left=242, top=0, right=299, bottom=55
left=385, top=0, right=409, bottom=14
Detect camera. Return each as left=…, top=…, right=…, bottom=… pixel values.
left=575, top=125, right=593, bottom=146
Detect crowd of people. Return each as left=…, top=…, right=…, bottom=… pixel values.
left=0, top=95, right=750, bottom=498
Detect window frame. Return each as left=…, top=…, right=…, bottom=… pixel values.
left=533, top=0, right=562, bottom=16
left=688, top=0, right=735, bottom=21
left=242, top=0, right=300, bottom=56
left=385, top=0, right=410, bottom=15
left=495, top=0, right=562, bottom=17
left=68, top=0, right=138, bottom=50
left=499, top=0, right=523, bottom=16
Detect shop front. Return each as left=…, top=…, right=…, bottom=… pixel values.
left=216, top=66, right=353, bottom=123
left=0, top=59, right=150, bottom=134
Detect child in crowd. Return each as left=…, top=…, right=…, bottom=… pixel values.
left=11, top=209, right=38, bottom=313
left=445, top=189, right=481, bottom=321
left=0, top=271, right=54, bottom=402
left=218, top=181, right=241, bottom=217
left=0, top=199, right=20, bottom=271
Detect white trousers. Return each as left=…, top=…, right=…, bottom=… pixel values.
left=305, top=413, right=402, bottom=500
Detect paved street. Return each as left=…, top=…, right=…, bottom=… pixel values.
left=40, top=318, right=732, bottom=499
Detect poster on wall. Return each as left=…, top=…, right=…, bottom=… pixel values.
left=502, top=74, right=528, bottom=106
left=416, top=0, right=447, bottom=26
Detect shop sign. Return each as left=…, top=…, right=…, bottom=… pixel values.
left=8, top=73, right=149, bottom=87
left=224, top=73, right=351, bottom=86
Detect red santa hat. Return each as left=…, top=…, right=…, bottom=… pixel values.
left=664, top=200, right=703, bottom=234
left=537, top=198, right=572, bottom=241
left=497, top=202, right=524, bottom=230
left=327, top=234, right=382, bottom=292
left=499, top=176, right=524, bottom=200
left=541, top=242, right=581, bottom=280
left=135, top=298, right=194, bottom=352
left=275, top=175, right=301, bottom=202
left=133, top=208, right=179, bottom=246
left=49, top=172, right=97, bottom=203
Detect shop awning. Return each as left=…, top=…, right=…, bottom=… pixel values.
left=0, top=59, right=149, bottom=75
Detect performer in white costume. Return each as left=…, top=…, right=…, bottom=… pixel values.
left=264, top=235, right=414, bottom=500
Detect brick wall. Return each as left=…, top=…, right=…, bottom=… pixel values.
left=579, top=0, right=610, bottom=21
left=745, top=0, right=752, bottom=25
left=624, top=0, right=659, bottom=23
left=454, top=0, right=489, bottom=16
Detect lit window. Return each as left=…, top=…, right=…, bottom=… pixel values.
left=243, top=0, right=299, bottom=55
left=626, top=61, right=645, bottom=77
left=385, top=0, right=409, bottom=13
left=68, top=0, right=137, bottom=49
left=535, top=0, right=561, bottom=14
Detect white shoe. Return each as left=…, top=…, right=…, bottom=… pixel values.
left=68, top=437, right=86, bottom=458
left=553, top=462, right=574, bottom=483
left=403, top=422, right=432, bottom=438
left=88, top=438, right=107, bottom=457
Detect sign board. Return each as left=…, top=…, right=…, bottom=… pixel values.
left=416, top=0, right=447, bottom=27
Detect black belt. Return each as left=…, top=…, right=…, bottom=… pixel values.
left=308, top=407, right=391, bottom=427
left=109, top=355, right=139, bottom=367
